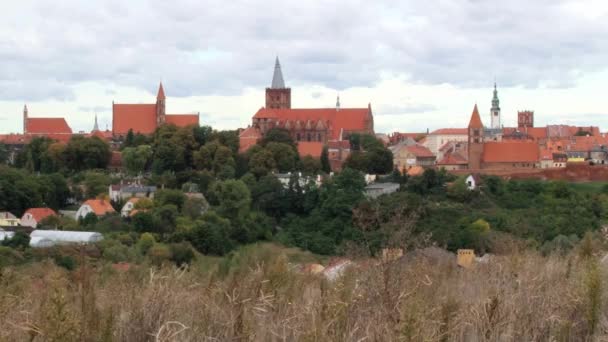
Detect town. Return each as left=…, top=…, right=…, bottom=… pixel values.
left=2, top=18, right=608, bottom=342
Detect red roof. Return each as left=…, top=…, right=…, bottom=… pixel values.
left=165, top=114, right=199, bottom=127
left=483, top=142, right=539, bottom=163
left=112, top=104, right=157, bottom=135
left=157, top=82, right=166, bottom=100
left=26, top=118, right=72, bottom=134
left=438, top=153, right=468, bottom=165
left=83, top=199, right=116, bottom=216
left=297, top=141, right=324, bottom=158
left=327, top=140, right=350, bottom=149
left=238, top=126, right=262, bottom=153
left=253, top=107, right=371, bottom=140
left=468, top=105, right=483, bottom=129
left=503, top=127, right=547, bottom=140
left=430, top=128, right=468, bottom=135
left=405, top=145, right=435, bottom=158
left=0, top=134, right=31, bottom=144
left=22, top=208, right=57, bottom=222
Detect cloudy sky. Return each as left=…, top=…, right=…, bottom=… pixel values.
left=1, top=0, right=608, bottom=134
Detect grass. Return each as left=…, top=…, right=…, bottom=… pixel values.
left=0, top=243, right=607, bottom=341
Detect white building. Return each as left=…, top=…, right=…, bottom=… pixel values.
left=423, top=129, right=468, bottom=155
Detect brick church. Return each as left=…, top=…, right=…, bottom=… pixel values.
left=239, top=57, right=375, bottom=157
left=112, top=83, right=200, bottom=136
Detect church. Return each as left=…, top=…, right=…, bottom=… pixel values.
left=112, top=83, right=200, bottom=136
left=239, top=58, right=375, bottom=156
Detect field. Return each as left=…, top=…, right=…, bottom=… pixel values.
left=0, top=243, right=606, bottom=341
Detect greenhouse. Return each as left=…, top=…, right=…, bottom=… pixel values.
left=0, top=231, right=15, bottom=241
left=30, top=230, right=103, bottom=244
left=29, top=236, right=56, bottom=248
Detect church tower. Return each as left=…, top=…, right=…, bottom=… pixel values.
left=468, top=104, right=484, bottom=170
left=92, top=113, right=100, bottom=132
left=490, top=83, right=501, bottom=129
left=156, top=82, right=166, bottom=126
left=23, top=104, right=28, bottom=134
left=265, top=57, right=291, bottom=109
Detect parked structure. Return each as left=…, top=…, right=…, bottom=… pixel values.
left=364, top=182, right=400, bottom=199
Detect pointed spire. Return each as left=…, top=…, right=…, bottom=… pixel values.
left=271, top=56, right=286, bottom=89
left=24, top=104, right=28, bottom=114
left=157, top=82, right=166, bottom=100
left=93, top=113, right=99, bottom=131
left=468, top=104, right=483, bottom=128
left=336, top=94, right=340, bottom=111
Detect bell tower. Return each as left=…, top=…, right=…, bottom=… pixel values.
left=265, top=57, right=291, bottom=109
left=490, top=83, right=501, bottom=129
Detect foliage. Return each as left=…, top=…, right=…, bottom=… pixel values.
left=122, top=145, right=153, bottom=175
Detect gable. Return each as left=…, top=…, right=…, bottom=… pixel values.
left=112, top=104, right=157, bottom=135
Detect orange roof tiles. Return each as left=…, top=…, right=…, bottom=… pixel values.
left=297, top=141, right=324, bottom=158
left=23, top=208, right=57, bottom=222
left=26, top=118, right=72, bottom=134
left=0, top=134, right=31, bottom=144
left=238, top=126, right=262, bottom=153
left=482, top=141, right=539, bottom=163
left=407, top=165, right=425, bottom=176
left=253, top=107, right=371, bottom=140
left=468, top=105, right=483, bottom=129
left=405, top=145, right=435, bottom=158
left=112, top=104, right=157, bottom=135
left=165, top=114, right=199, bottom=127
left=438, top=153, right=468, bottom=165
left=430, top=128, right=468, bottom=135
left=83, top=199, right=116, bottom=216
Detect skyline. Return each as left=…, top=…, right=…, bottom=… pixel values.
left=1, top=0, right=608, bottom=133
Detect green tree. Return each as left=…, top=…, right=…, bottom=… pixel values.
left=0, top=143, right=8, bottom=164
left=210, top=179, right=252, bottom=219
left=122, top=145, right=153, bottom=175
left=155, top=189, right=187, bottom=210
left=83, top=172, right=111, bottom=198
left=320, top=146, right=331, bottom=173
left=248, top=149, right=276, bottom=177
left=64, top=136, right=111, bottom=171
left=266, top=142, right=297, bottom=172
left=189, top=211, right=234, bottom=255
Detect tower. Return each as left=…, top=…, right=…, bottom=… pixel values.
left=490, top=83, right=501, bottom=129
left=518, top=110, right=534, bottom=129
left=468, top=104, right=484, bottom=170
left=265, top=57, right=291, bottom=109
left=23, top=104, right=28, bottom=134
left=156, top=82, right=166, bottom=126
left=336, top=95, right=340, bottom=111
left=92, top=113, right=100, bottom=132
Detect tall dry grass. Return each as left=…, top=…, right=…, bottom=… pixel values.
left=0, top=246, right=606, bottom=341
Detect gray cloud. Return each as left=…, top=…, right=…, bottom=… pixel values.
left=0, top=0, right=607, bottom=101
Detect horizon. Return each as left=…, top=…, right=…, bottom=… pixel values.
left=1, top=1, right=608, bottom=134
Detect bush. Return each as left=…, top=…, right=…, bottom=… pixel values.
left=147, top=243, right=171, bottom=266
left=54, top=255, right=76, bottom=270
left=169, top=242, right=195, bottom=266
left=1, top=231, right=31, bottom=250
left=137, top=233, right=156, bottom=255
left=0, top=246, right=25, bottom=268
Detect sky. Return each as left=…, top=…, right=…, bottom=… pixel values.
left=1, top=0, right=608, bottom=134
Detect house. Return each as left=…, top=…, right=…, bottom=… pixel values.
left=20, top=208, right=58, bottom=228
left=121, top=198, right=141, bottom=217
left=112, top=83, right=199, bottom=136
left=465, top=174, right=482, bottom=190
left=364, top=182, right=400, bottom=199
left=390, top=143, right=436, bottom=172
left=76, top=199, right=116, bottom=220
left=481, top=141, right=540, bottom=169
left=109, top=184, right=157, bottom=202
left=423, top=128, right=468, bottom=155
left=437, top=153, right=468, bottom=171
left=0, top=212, right=20, bottom=227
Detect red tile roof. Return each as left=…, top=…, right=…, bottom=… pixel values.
left=253, top=107, right=372, bottom=140
left=468, top=104, right=483, bottom=129
left=405, top=145, right=435, bottom=158
left=437, top=153, right=468, bottom=165
left=482, top=141, right=539, bottom=163
left=26, top=118, right=72, bottom=134
left=0, top=134, right=31, bottom=144
left=22, top=208, right=57, bottom=223
left=297, top=141, right=324, bottom=158
left=83, top=199, right=116, bottom=216
left=327, top=140, right=350, bottom=149
left=165, top=114, right=199, bottom=127
left=238, top=126, right=262, bottom=153
left=407, top=165, right=424, bottom=176
left=112, top=104, right=157, bottom=135
left=503, top=127, right=547, bottom=140
left=430, top=128, right=468, bottom=135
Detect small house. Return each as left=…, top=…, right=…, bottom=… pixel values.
left=121, top=198, right=141, bottom=217
left=465, top=174, right=481, bottom=191
left=0, top=212, right=20, bottom=227
left=76, top=199, right=116, bottom=220
left=21, top=208, right=58, bottom=228
left=109, top=184, right=157, bottom=202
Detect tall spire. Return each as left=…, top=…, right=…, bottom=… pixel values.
left=336, top=94, right=340, bottom=111
left=157, top=82, right=166, bottom=100
left=271, top=56, right=286, bottom=89
left=490, top=82, right=501, bottom=129
left=23, top=104, right=28, bottom=134
left=93, top=113, right=99, bottom=131
left=468, top=104, right=483, bottom=128
left=492, top=82, right=500, bottom=109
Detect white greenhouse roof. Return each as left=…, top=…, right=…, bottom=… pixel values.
left=0, top=231, right=15, bottom=240
left=29, top=236, right=55, bottom=248
left=31, top=230, right=103, bottom=243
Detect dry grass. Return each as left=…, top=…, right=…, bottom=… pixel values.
left=0, top=246, right=607, bottom=341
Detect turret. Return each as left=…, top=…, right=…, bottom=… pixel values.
left=156, top=82, right=166, bottom=125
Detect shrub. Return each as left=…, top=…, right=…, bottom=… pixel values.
left=147, top=243, right=171, bottom=266
left=137, top=233, right=156, bottom=255
left=169, top=242, right=195, bottom=266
